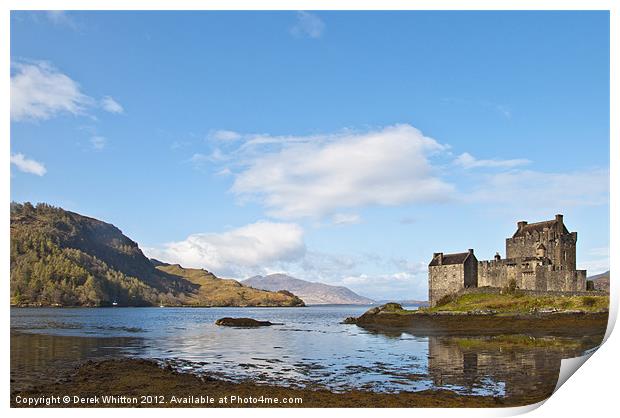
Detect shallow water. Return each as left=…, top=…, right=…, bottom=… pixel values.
left=10, top=306, right=601, bottom=396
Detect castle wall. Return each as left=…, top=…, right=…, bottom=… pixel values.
left=477, top=260, right=586, bottom=292
left=523, top=269, right=543, bottom=291
left=556, top=232, right=577, bottom=271
left=429, top=216, right=587, bottom=301
left=478, top=260, right=516, bottom=288
left=537, top=267, right=586, bottom=292
left=429, top=264, right=464, bottom=306
left=506, top=224, right=577, bottom=271
left=505, top=227, right=557, bottom=259
left=464, top=255, right=478, bottom=288
left=457, top=286, right=602, bottom=298
left=506, top=233, right=563, bottom=264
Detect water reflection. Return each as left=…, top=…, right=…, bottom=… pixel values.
left=10, top=307, right=604, bottom=399
left=10, top=331, right=146, bottom=392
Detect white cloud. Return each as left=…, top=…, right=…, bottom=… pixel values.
left=90, top=136, right=107, bottom=150
left=215, top=167, right=233, bottom=176
left=171, top=140, right=192, bottom=150
left=291, top=11, right=325, bottom=39
left=100, top=96, right=124, bottom=114
left=339, top=271, right=428, bottom=301
left=331, top=213, right=362, bottom=225
left=275, top=250, right=428, bottom=300
left=146, top=223, right=429, bottom=299
left=587, top=247, right=609, bottom=258
left=579, top=259, right=609, bottom=276
left=189, top=153, right=211, bottom=171
left=455, top=152, right=530, bottom=169
left=578, top=247, right=609, bottom=275
left=231, top=124, right=454, bottom=219
left=468, top=168, right=609, bottom=211
left=11, top=61, right=92, bottom=121
left=189, top=149, right=227, bottom=170
left=209, top=130, right=242, bottom=141
left=145, top=221, right=306, bottom=277
left=10, top=153, right=47, bottom=176
left=297, top=250, right=360, bottom=280
left=341, top=272, right=411, bottom=286
left=45, top=11, right=77, bottom=29
left=190, top=153, right=210, bottom=163
left=11, top=61, right=123, bottom=122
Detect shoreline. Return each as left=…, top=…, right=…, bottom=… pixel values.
left=10, top=303, right=380, bottom=309
left=12, top=302, right=605, bottom=408
left=11, top=357, right=549, bottom=408
left=351, top=310, right=609, bottom=337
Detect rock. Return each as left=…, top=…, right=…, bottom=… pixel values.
left=469, top=309, right=498, bottom=315
left=362, top=303, right=404, bottom=316
left=343, top=303, right=407, bottom=325
left=215, top=317, right=274, bottom=327
left=379, top=302, right=404, bottom=312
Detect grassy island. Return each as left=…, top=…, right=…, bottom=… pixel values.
left=348, top=293, right=609, bottom=337
left=419, top=292, right=609, bottom=314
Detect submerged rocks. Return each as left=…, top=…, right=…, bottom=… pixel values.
left=215, top=317, right=274, bottom=327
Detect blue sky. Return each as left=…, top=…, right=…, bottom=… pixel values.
left=10, top=11, right=609, bottom=300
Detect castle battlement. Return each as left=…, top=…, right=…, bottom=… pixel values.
left=428, top=215, right=587, bottom=306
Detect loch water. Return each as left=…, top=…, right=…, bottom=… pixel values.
left=10, top=306, right=601, bottom=397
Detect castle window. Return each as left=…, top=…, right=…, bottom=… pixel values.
left=564, top=252, right=567, bottom=261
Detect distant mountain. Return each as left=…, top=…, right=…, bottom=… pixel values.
left=588, top=271, right=610, bottom=293
left=242, top=274, right=375, bottom=305
left=10, top=202, right=304, bottom=307
left=153, top=262, right=304, bottom=307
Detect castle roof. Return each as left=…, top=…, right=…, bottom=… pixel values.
left=512, top=219, right=569, bottom=238
left=429, top=251, right=472, bottom=266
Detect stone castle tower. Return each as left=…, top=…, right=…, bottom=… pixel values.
left=428, top=215, right=587, bottom=306
left=505, top=214, right=577, bottom=270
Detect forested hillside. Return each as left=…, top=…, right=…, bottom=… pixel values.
left=10, top=202, right=303, bottom=307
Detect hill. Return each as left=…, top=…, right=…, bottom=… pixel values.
left=375, top=299, right=429, bottom=307
left=153, top=262, right=304, bottom=307
left=242, top=273, right=374, bottom=305
left=10, top=202, right=304, bottom=307
left=588, top=271, right=610, bottom=293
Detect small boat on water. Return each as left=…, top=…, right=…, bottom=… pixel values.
left=112, top=301, right=118, bottom=306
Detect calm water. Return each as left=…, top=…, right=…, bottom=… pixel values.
left=10, top=306, right=600, bottom=397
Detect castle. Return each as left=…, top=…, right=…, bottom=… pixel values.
left=428, top=215, right=587, bottom=306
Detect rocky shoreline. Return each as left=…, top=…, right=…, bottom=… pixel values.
left=11, top=358, right=549, bottom=408
left=345, top=303, right=609, bottom=337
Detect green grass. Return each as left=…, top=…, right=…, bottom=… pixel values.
left=453, top=335, right=584, bottom=350
left=418, top=292, right=609, bottom=314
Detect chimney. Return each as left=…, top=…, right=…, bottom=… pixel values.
left=555, top=214, right=564, bottom=234
left=517, top=221, right=528, bottom=229
left=468, top=249, right=474, bottom=255
left=433, top=252, right=444, bottom=265
left=494, top=252, right=501, bottom=261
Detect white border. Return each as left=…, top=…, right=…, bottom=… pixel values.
left=2, top=2, right=617, bottom=418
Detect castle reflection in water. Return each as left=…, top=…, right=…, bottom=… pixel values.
left=427, top=334, right=596, bottom=398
